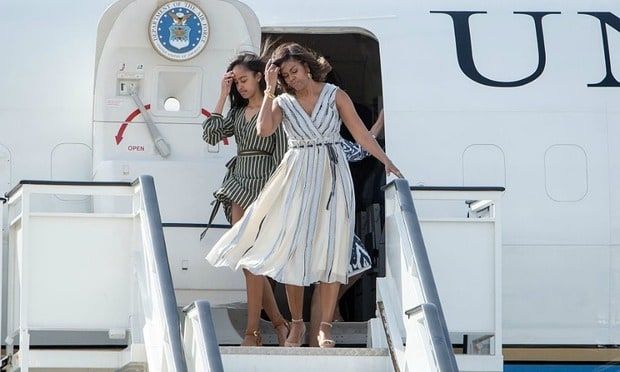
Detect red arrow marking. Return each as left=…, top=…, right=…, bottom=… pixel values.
left=114, top=106, right=228, bottom=145
left=114, top=104, right=151, bottom=145
left=115, top=124, right=128, bottom=145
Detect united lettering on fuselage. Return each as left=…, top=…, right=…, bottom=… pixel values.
left=432, top=11, right=620, bottom=87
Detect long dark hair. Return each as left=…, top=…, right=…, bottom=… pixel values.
left=270, top=42, right=332, bottom=94
left=226, top=53, right=266, bottom=109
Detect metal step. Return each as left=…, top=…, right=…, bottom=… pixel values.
left=5, top=346, right=146, bottom=371
left=211, top=303, right=370, bottom=346
left=220, top=346, right=391, bottom=372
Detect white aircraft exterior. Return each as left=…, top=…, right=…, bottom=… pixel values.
left=1, top=0, right=620, bottom=370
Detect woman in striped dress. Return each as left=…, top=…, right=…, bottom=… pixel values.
left=207, top=43, right=402, bottom=348
left=202, top=53, right=289, bottom=346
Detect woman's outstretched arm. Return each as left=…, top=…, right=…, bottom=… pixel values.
left=369, top=109, right=384, bottom=138
left=336, top=90, right=402, bottom=178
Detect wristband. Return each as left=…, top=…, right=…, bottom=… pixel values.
left=264, top=89, right=276, bottom=100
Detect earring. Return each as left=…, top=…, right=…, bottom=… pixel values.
left=307, top=72, right=312, bottom=79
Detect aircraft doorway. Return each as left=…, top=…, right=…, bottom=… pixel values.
left=262, top=31, right=386, bottom=323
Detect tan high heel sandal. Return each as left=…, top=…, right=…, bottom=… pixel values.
left=317, top=322, right=335, bottom=348
left=284, top=319, right=306, bottom=347
left=241, top=329, right=262, bottom=346
left=272, top=318, right=290, bottom=347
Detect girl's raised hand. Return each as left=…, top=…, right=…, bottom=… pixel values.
left=220, top=71, right=234, bottom=97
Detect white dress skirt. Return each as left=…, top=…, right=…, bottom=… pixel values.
left=206, top=83, right=355, bottom=286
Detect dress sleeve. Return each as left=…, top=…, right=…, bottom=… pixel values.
left=202, top=109, right=236, bottom=145
left=272, top=126, right=288, bottom=166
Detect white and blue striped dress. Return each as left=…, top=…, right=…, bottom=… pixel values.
left=206, top=83, right=355, bottom=285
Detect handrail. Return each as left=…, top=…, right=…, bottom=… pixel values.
left=386, top=178, right=459, bottom=371
left=136, top=175, right=187, bottom=371
left=410, top=185, right=505, bottom=192
left=3, top=177, right=193, bottom=371
left=4, top=180, right=132, bottom=200
left=162, top=222, right=231, bottom=229
left=405, top=304, right=456, bottom=371
left=183, top=301, right=224, bottom=372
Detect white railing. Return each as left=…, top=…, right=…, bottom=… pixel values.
left=379, top=179, right=459, bottom=372
left=2, top=176, right=189, bottom=371
left=378, top=180, right=504, bottom=372
left=133, top=176, right=187, bottom=371
left=412, top=186, right=503, bottom=371
left=4, top=181, right=134, bottom=371
left=183, top=300, right=224, bottom=372
left=0, top=193, right=5, bottom=363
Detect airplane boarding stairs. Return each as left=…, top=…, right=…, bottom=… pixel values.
left=0, top=177, right=502, bottom=371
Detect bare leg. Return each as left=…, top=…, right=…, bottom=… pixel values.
left=317, top=282, right=340, bottom=347
left=309, top=275, right=362, bottom=346
left=242, top=269, right=265, bottom=345
left=309, top=286, right=321, bottom=347
left=334, top=274, right=362, bottom=321
left=233, top=203, right=264, bottom=346
left=262, top=278, right=289, bottom=345
left=262, top=278, right=285, bottom=322
left=284, top=284, right=306, bottom=346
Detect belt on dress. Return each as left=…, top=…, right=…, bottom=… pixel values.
left=238, top=150, right=272, bottom=156
left=200, top=149, right=272, bottom=241
left=289, top=141, right=342, bottom=211
left=200, top=198, right=221, bottom=241
left=288, top=141, right=341, bottom=149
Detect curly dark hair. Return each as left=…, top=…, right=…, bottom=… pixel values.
left=270, top=42, right=332, bottom=94
left=226, top=53, right=266, bottom=110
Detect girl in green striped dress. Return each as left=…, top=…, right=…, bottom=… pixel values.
left=202, top=53, right=289, bottom=346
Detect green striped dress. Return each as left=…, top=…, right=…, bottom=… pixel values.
left=203, top=107, right=287, bottom=223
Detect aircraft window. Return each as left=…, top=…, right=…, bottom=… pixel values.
left=164, top=97, right=181, bottom=112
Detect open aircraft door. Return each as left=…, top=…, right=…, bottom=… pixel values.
left=92, top=0, right=261, bottom=306
left=92, top=0, right=260, bottom=221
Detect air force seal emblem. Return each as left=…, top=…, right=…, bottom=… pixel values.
left=149, top=1, right=209, bottom=61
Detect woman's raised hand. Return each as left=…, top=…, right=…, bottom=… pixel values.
left=220, top=71, right=234, bottom=97
left=265, top=59, right=279, bottom=92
